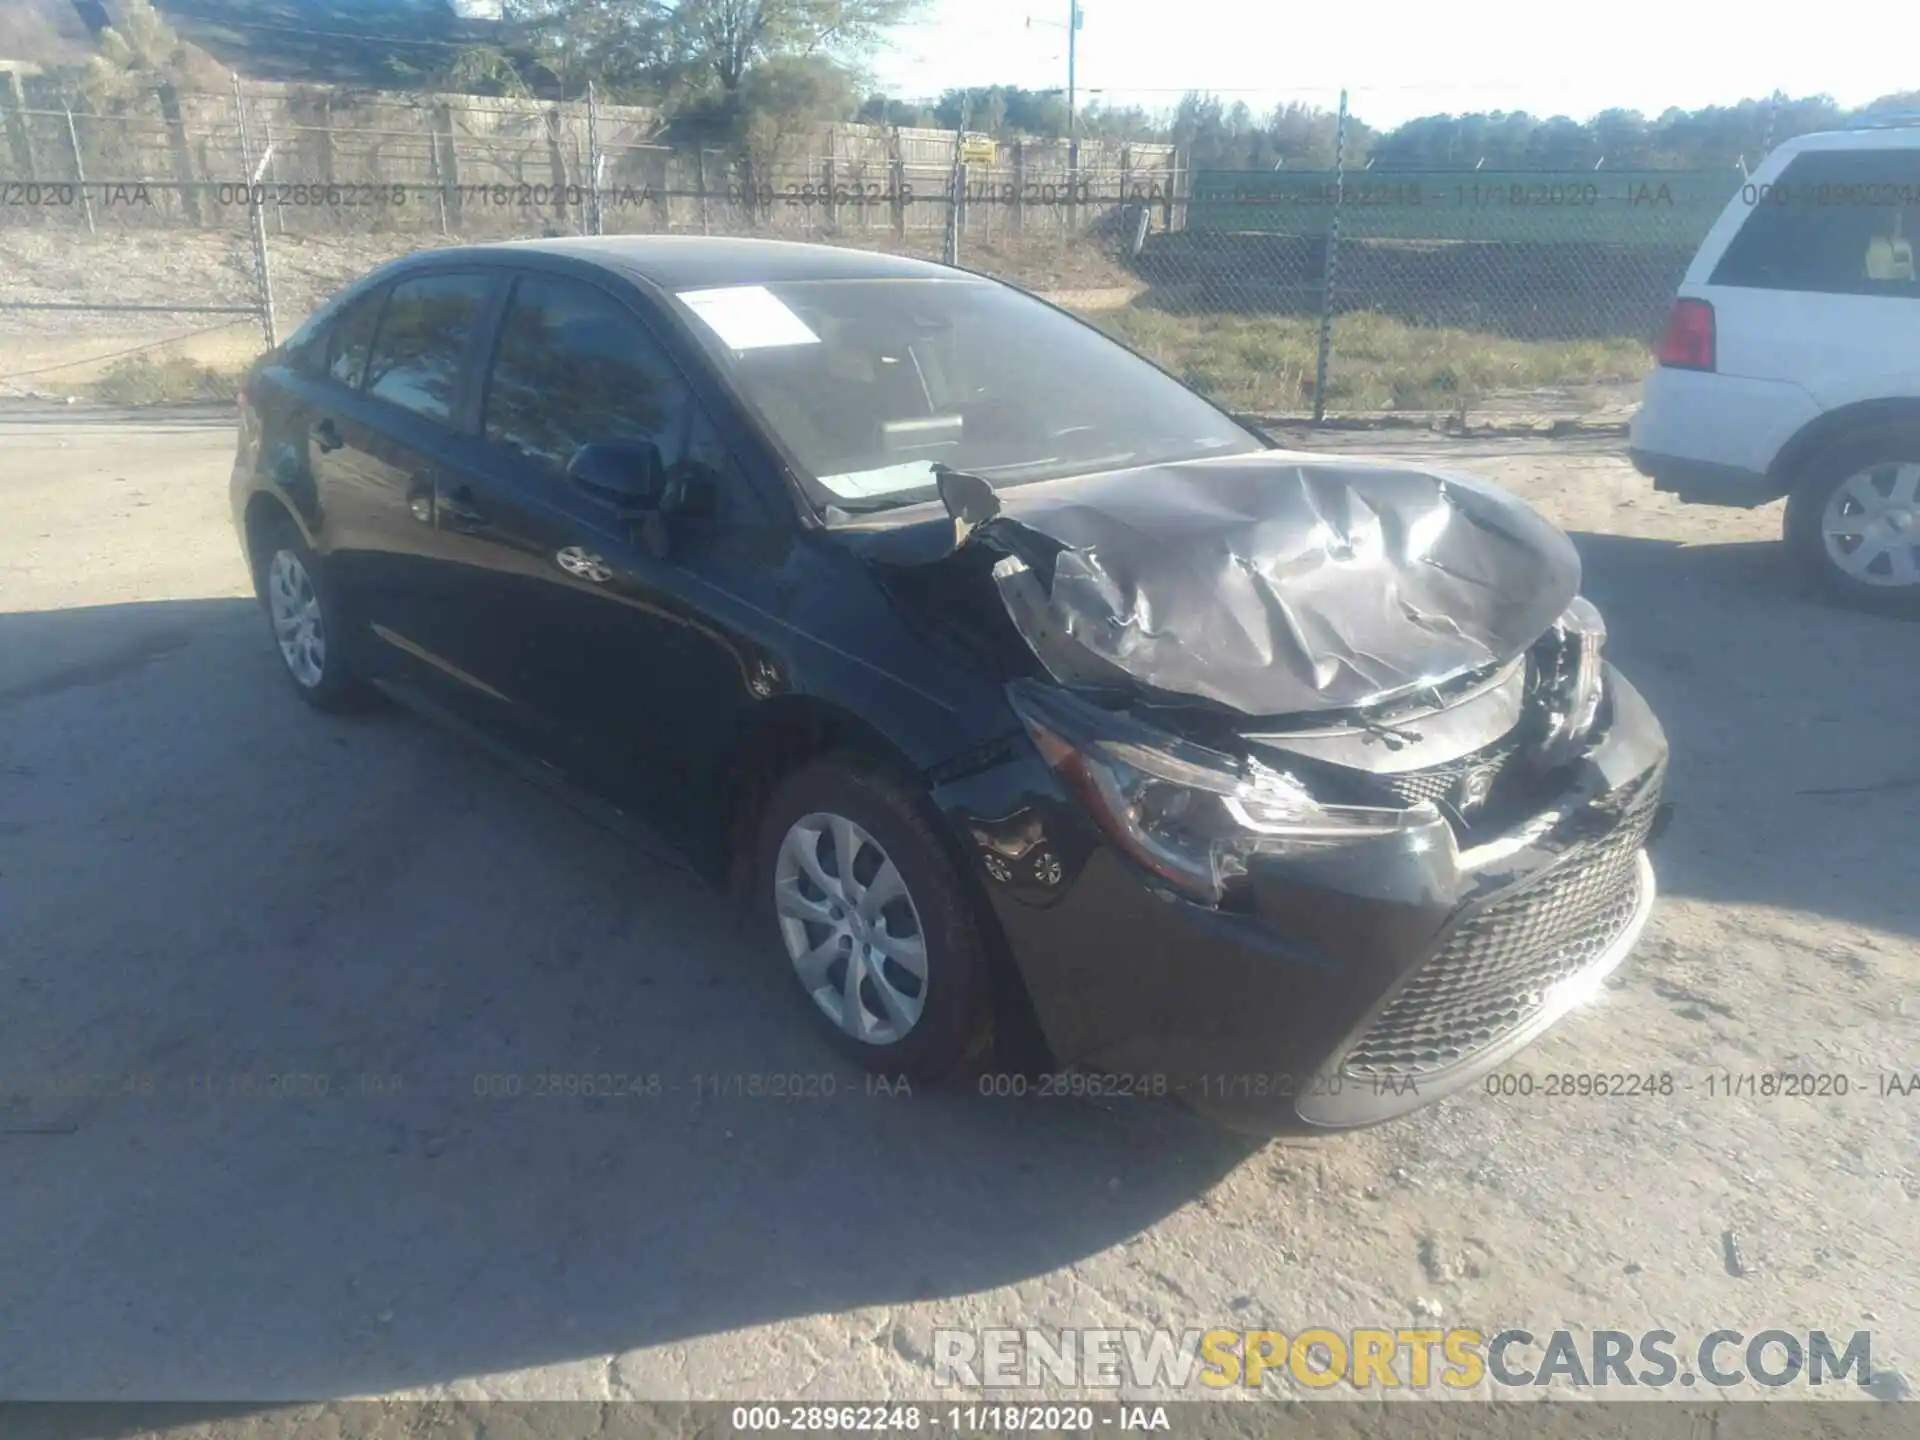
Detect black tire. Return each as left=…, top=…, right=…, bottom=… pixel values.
left=753, top=754, right=994, bottom=1082
left=253, top=516, right=375, bottom=711
left=1783, top=436, right=1920, bottom=617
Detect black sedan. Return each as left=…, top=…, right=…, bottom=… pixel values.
left=230, top=236, right=1668, bottom=1130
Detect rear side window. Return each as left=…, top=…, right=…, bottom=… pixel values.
left=1712, top=148, right=1920, bottom=298
left=326, top=288, right=386, bottom=388
left=363, top=272, right=495, bottom=424
left=481, top=273, right=696, bottom=474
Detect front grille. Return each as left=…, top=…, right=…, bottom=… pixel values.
left=1340, top=786, right=1659, bottom=1081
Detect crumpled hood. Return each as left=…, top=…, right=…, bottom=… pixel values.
left=868, top=448, right=1582, bottom=718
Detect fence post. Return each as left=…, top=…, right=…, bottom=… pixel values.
left=435, top=102, right=461, bottom=230
left=427, top=120, right=449, bottom=236
left=1311, top=89, right=1348, bottom=425
left=1066, top=137, right=1079, bottom=234
left=1, top=70, right=37, bottom=182
left=889, top=130, right=906, bottom=242
left=247, top=141, right=278, bottom=348
left=1011, top=138, right=1025, bottom=234
left=63, top=104, right=95, bottom=235
left=695, top=147, right=711, bottom=235
left=229, top=70, right=252, bottom=174
left=585, top=81, right=603, bottom=236
left=545, top=101, right=569, bottom=228
left=943, top=126, right=963, bottom=266
left=824, top=131, right=839, bottom=232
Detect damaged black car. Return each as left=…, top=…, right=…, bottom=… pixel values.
left=231, top=236, right=1669, bottom=1131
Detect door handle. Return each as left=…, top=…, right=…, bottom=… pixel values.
left=311, top=417, right=344, bottom=453
left=439, top=483, right=487, bottom=531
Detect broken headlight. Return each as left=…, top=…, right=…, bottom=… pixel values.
left=1007, top=679, right=1442, bottom=905
left=1538, top=596, right=1607, bottom=763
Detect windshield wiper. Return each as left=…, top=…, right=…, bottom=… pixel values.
left=823, top=495, right=923, bottom=518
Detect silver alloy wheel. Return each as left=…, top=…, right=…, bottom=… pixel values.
left=773, top=811, right=928, bottom=1045
left=267, top=548, right=326, bottom=688
left=1820, top=461, right=1920, bottom=588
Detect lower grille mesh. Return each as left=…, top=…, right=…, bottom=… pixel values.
left=1340, top=788, right=1659, bottom=1081
left=1369, top=740, right=1521, bottom=809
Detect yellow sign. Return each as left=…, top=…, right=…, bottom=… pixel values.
left=960, top=134, right=996, bottom=166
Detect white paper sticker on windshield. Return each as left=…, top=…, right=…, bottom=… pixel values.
left=677, top=285, right=821, bottom=350
left=817, top=462, right=938, bottom=500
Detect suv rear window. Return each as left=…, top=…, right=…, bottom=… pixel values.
left=1711, top=148, right=1920, bottom=297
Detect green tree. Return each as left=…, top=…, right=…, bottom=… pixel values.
left=664, top=0, right=923, bottom=110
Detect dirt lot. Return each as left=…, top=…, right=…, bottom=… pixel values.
left=1, top=407, right=1916, bottom=1409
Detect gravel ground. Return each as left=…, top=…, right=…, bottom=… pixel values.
left=0, top=409, right=1916, bottom=1412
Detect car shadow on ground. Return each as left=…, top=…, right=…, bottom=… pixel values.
left=1569, top=528, right=1920, bottom=940
left=0, top=598, right=1257, bottom=1408
left=0, top=519, right=1912, bottom=1409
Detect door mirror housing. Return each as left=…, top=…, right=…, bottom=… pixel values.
left=566, top=441, right=665, bottom=515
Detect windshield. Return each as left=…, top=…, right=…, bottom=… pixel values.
left=670, top=277, right=1264, bottom=515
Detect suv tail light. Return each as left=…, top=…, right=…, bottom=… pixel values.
left=1655, top=298, right=1715, bottom=371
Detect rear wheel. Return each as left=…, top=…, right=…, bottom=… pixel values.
left=753, top=756, right=994, bottom=1082
left=1784, top=439, right=1920, bottom=616
left=255, top=518, right=372, bottom=710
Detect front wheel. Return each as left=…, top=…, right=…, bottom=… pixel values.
left=753, top=756, right=994, bottom=1082
left=256, top=520, right=373, bottom=710
left=1783, top=440, right=1920, bottom=616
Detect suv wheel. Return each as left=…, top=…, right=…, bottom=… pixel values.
left=754, top=756, right=993, bottom=1081
left=1784, top=440, right=1920, bottom=616
left=256, top=519, right=372, bottom=710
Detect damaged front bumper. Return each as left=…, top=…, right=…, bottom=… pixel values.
left=935, top=663, right=1669, bottom=1132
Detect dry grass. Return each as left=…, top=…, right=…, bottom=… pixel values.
left=1083, top=304, right=1653, bottom=415
left=87, top=352, right=246, bottom=405
left=48, top=284, right=1645, bottom=419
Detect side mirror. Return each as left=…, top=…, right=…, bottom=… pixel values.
left=566, top=441, right=664, bottom=515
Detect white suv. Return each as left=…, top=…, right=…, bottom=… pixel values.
left=1629, top=120, right=1920, bottom=614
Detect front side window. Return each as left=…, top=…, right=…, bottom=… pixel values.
left=670, top=278, right=1264, bottom=515
left=1712, top=148, right=1920, bottom=297
left=363, top=272, right=495, bottom=424
left=482, top=274, right=696, bottom=474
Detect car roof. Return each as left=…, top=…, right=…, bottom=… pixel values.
left=1771, top=124, right=1920, bottom=156
left=383, top=235, right=985, bottom=291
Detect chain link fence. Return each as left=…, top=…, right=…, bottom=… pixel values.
left=1, top=77, right=1744, bottom=423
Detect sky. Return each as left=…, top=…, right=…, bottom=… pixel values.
left=867, top=0, right=1915, bottom=129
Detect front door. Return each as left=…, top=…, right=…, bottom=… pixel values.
left=425, top=269, right=781, bottom=835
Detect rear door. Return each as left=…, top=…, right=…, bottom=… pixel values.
left=323, top=268, right=506, bottom=702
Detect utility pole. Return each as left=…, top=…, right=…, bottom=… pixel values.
left=1027, top=6, right=1084, bottom=173
left=1067, top=0, right=1081, bottom=176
